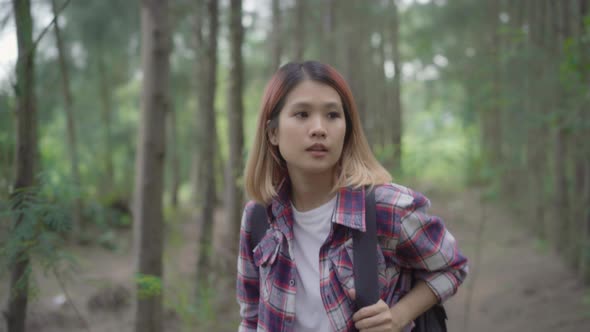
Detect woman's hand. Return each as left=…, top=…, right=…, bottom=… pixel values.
left=350, top=289, right=406, bottom=332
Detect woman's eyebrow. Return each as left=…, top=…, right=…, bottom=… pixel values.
left=323, top=102, right=341, bottom=110
left=288, top=101, right=341, bottom=109
left=289, top=101, right=312, bottom=109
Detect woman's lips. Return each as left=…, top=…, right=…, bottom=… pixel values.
left=307, top=149, right=328, bottom=157
left=306, top=143, right=328, bottom=157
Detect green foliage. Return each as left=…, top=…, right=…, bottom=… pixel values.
left=0, top=92, right=15, bottom=193
left=0, top=172, right=77, bottom=300
left=135, top=273, right=163, bottom=300
left=163, top=280, right=199, bottom=329
left=533, top=238, right=550, bottom=254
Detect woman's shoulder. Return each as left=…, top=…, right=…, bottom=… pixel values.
left=373, top=182, right=431, bottom=213
left=240, top=200, right=264, bottom=231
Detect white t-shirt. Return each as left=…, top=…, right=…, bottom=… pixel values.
left=291, top=195, right=337, bottom=332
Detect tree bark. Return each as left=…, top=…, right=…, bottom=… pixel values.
left=389, top=0, right=402, bottom=173
left=226, top=0, right=245, bottom=262
left=98, top=53, right=114, bottom=196
left=270, top=0, right=282, bottom=72
left=5, top=1, right=36, bottom=331
left=190, top=0, right=205, bottom=206
left=133, top=0, right=170, bottom=331
left=196, top=0, right=219, bottom=297
left=168, top=99, right=180, bottom=208
left=51, top=0, right=83, bottom=240
left=320, top=0, right=335, bottom=63
left=549, top=0, right=571, bottom=259
left=344, top=2, right=366, bottom=128
left=524, top=0, right=547, bottom=237
left=482, top=0, right=502, bottom=168
left=294, top=0, right=305, bottom=61
left=576, top=0, right=590, bottom=281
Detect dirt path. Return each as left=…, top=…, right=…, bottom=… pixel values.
left=425, top=187, right=590, bottom=332
left=1, top=187, right=589, bottom=331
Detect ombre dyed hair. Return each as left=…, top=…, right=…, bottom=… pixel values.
left=244, top=61, right=392, bottom=204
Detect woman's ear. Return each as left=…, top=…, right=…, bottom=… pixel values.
left=267, top=120, right=278, bottom=145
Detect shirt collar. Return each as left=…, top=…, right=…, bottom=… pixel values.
left=270, top=178, right=368, bottom=234
left=270, top=178, right=295, bottom=240
left=333, top=185, right=367, bottom=231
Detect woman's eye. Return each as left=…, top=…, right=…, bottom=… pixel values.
left=328, top=112, right=341, bottom=119
left=295, top=112, right=308, bottom=118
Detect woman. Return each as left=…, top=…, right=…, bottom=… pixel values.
left=236, top=61, right=468, bottom=332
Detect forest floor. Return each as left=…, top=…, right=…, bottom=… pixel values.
left=1, top=185, right=590, bottom=332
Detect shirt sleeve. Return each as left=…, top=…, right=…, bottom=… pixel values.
left=394, top=195, right=469, bottom=303
left=236, top=201, right=260, bottom=331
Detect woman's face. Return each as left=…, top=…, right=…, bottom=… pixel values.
left=269, top=79, right=347, bottom=178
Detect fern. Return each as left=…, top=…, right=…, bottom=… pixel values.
left=0, top=172, right=76, bottom=298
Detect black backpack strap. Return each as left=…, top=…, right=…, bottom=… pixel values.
left=250, top=203, right=269, bottom=250
left=352, top=187, right=379, bottom=310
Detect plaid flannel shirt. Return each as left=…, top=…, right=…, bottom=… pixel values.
left=236, top=181, right=468, bottom=332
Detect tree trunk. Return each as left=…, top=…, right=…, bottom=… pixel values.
left=525, top=0, right=547, bottom=238
left=5, top=1, right=36, bottom=331
left=133, top=0, right=170, bottom=331
left=389, top=0, right=402, bottom=174
left=51, top=0, right=83, bottom=240
left=320, top=0, right=335, bottom=63
left=190, top=0, right=205, bottom=206
left=549, top=0, right=572, bottom=260
left=482, top=0, right=502, bottom=168
left=270, top=0, right=282, bottom=72
left=344, top=2, right=366, bottom=128
left=168, top=100, right=180, bottom=208
left=226, top=0, right=245, bottom=262
left=98, top=53, right=114, bottom=196
left=577, top=0, right=590, bottom=281
left=294, top=0, right=305, bottom=61
left=196, top=0, right=219, bottom=297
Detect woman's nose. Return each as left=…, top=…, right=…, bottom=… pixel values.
left=310, top=116, right=327, bottom=138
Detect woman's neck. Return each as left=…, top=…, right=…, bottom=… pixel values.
left=288, top=169, right=337, bottom=212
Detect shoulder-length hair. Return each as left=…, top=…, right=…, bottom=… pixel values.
left=244, top=61, right=392, bottom=204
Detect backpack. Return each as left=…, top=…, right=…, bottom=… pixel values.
left=250, top=188, right=447, bottom=332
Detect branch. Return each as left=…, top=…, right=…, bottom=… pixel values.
left=30, top=0, right=72, bottom=53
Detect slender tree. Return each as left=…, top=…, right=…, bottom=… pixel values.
left=97, top=52, right=115, bottom=195
left=270, top=0, right=282, bottom=72
left=389, top=0, right=402, bottom=173
left=319, top=0, right=336, bottom=63
left=133, top=0, right=171, bottom=331
left=5, top=0, right=36, bottom=331
left=190, top=0, right=205, bottom=205
left=576, top=0, right=590, bottom=281
left=294, top=0, right=305, bottom=61
left=167, top=99, right=180, bottom=208
left=226, top=0, right=245, bottom=260
left=51, top=0, right=83, bottom=240
left=481, top=0, right=502, bottom=168
left=195, top=0, right=219, bottom=295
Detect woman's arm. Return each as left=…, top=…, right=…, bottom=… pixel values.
left=389, top=280, right=438, bottom=328
left=236, top=202, right=260, bottom=332
left=351, top=280, right=438, bottom=331
left=353, top=187, right=467, bottom=331
left=395, top=196, right=469, bottom=303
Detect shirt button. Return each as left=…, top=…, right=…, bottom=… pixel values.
left=289, top=279, right=295, bottom=286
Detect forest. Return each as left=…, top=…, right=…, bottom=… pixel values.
left=0, top=0, right=589, bottom=331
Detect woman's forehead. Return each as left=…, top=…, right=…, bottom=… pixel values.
left=283, top=80, right=342, bottom=107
